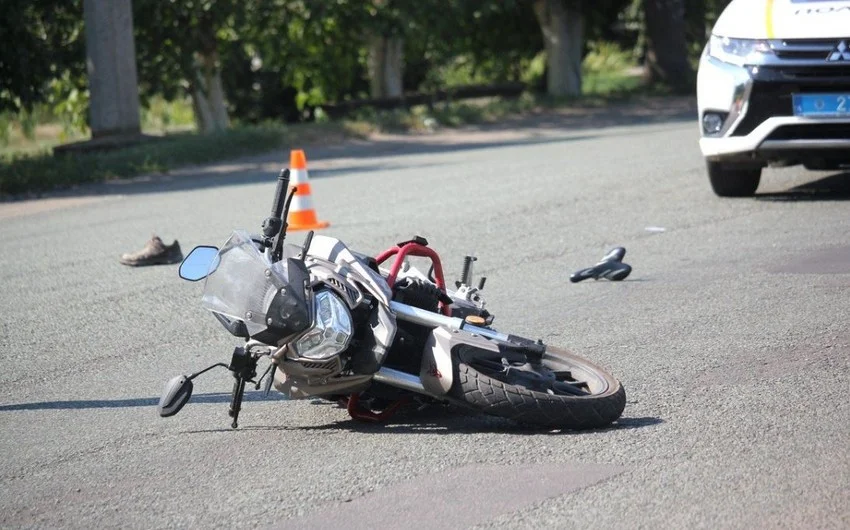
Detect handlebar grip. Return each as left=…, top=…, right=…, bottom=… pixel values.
left=270, top=169, right=291, bottom=219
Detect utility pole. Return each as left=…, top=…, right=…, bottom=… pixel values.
left=83, top=0, right=141, bottom=139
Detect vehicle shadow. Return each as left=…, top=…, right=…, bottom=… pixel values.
left=0, top=391, right=287, bottom=412
left=5, top=97, right=696, bottom=202
left=756, top=171, right=850, bottom=202
left=234, top=403, right=664, bottom=436
left=13, top=135, right=593, bottom=201
left=1, top=392, right=663, bottom=435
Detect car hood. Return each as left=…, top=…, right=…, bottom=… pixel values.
left=713, top=0, right=850, bottom=39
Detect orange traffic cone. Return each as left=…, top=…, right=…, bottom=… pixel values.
left=287, top=149, right=330, bottom=231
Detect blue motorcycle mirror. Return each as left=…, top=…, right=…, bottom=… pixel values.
left=179, top=246, right=220, bottom=281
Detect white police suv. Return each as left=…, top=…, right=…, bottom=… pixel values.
left=697, top=0, right=850, bottom=196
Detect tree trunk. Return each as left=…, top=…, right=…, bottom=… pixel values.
left=533, top=0, right=583, bottom=97
left=685, top=0, right=708, bottom=50
left=83, top=0, right=141, bottom=138
left=368, top=35, right=404, bottom=99
left=644, top=0, right=694, bottom=93
left=191, top=49, right=230, bottom=133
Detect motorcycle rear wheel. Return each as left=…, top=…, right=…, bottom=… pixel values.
left=449, top=345, right=626, bottom=429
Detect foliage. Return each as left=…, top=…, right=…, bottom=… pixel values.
left=583, top=41, right=634, bottom=74
left=407, top=1, right=542, bottom=90
left=140, top=97, right=196, bottom=133
left=0, top=0, right=86, bottom=114
left=0, top=0, right=722, bottom=147
left=133, top=0, right=240, bottom=101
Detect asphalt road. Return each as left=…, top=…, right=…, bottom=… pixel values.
left=1, top=98, right=848, bottom=529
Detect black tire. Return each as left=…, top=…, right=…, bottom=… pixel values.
left=707, top=161, right=761, bottom=197
left=449, top=346, right=626, bottom=429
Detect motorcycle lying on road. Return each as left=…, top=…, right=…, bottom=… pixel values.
left=159, top=168, right=626, bottom=429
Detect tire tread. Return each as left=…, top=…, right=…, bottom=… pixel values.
left=451, top=362, right=626, bottom=429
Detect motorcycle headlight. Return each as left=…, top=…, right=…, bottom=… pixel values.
left=708, top=35, right=773, bottom=66
left=293, top=290, right=352, bottom=360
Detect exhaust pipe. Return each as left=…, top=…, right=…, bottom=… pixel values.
left=374, top=367, right=429, bottom=395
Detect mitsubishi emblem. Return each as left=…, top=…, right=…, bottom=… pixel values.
left=827, top=40, right=850, bottom=61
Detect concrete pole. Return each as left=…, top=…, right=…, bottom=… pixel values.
left=83, top=0, right=141, bottom=138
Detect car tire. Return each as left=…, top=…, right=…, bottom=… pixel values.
left=707, top=161, right=761, bottom=197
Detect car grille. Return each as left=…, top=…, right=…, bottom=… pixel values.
left=733, top=87, right=793, bottom=136
left=764, top=124, right=850, bottom=141
left=731, top=68, right=850, bottom=137
left=728, top=38, right=850, bottom=136
left=773, top=39, right=845, bottom=62
left=766, top=65, right=850, bottom=81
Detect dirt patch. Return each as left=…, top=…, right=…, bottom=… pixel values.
left=0, top=196, right=114, bottom=221
left=693, top=338, right=849, bottom=389
left=771, top=246, right=850, bottom=274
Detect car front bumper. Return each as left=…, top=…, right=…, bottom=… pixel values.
left=697, top=55, right=850, bottom=161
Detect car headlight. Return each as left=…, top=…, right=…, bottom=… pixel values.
left=708, top=35, right=773, bottom=66
left=293, top=290, right=352, bottom=360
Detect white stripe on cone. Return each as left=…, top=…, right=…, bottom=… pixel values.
left=290, top=168, right=308, bottom=184
left=289, top=194, right=315, bottom=211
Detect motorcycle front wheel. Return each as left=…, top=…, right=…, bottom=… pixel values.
left=449, top=345, right=626, bottom=429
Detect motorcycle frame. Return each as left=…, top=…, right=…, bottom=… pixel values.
left=375, top=241, right=451, bottom=316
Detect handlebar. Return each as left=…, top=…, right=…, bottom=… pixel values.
left=261, top=168, right=293, bottom=262
left=270, top=169, right=291, bottom=221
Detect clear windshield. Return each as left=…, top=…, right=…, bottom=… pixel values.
left=201, top=230, right=291, bottom=337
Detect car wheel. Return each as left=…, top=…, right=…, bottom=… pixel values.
left=707, top=161, right=761, bottom=197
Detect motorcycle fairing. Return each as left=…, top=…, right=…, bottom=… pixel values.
left=303, top=236, right=398, bottom=375
left=304, top=235, right=393, bottom=307
left=420, top=327, right=501, bottom=395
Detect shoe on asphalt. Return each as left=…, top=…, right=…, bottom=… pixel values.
left=120, top=235, right=183, bottom=267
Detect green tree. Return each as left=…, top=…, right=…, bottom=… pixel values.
left=134, top=1, right=375, bottom=124
left=0, top=0, right=85, bottom=114
left=403, top=0, right=541, bottom=90
left=222, top=1, right=371, bottom=119
left=531, top=0, right=633, bottom=97
left=643, top=0, right=693, bottom=92
left=134, top=0, right=238, bottom=133
left=533, top=0, right=584, bottom=96
left=685, top=0, right=733, bottom=53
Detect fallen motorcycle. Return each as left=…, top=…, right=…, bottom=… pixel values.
left=159, top=168, right=626, bottom=429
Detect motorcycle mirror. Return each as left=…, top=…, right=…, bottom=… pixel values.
left=179, top=246, right=220, bottom=281
left=158, top=375, right=194, bottom=417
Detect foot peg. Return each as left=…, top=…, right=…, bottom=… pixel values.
left=570, top=247, right=632, bottom=282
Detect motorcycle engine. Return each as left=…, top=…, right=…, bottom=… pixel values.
left=392, top=277, right=443, bottom=312
left=380, top=278, right=446, bottom=376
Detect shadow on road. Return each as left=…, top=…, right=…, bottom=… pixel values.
left=756, top=171, right=850, bottom=202
left=0, top=391, right=287, bottom=411
left=269, top=415, right=661, bottom=436
left=3, top=391, right=663, bottom=435
left=30, top=135, right=594, bottom=201
left=210, top=402, right=665, bottom=435
left=482, top=96, right=695, bottom=133
left=8, top=97, right=696, bottom=203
